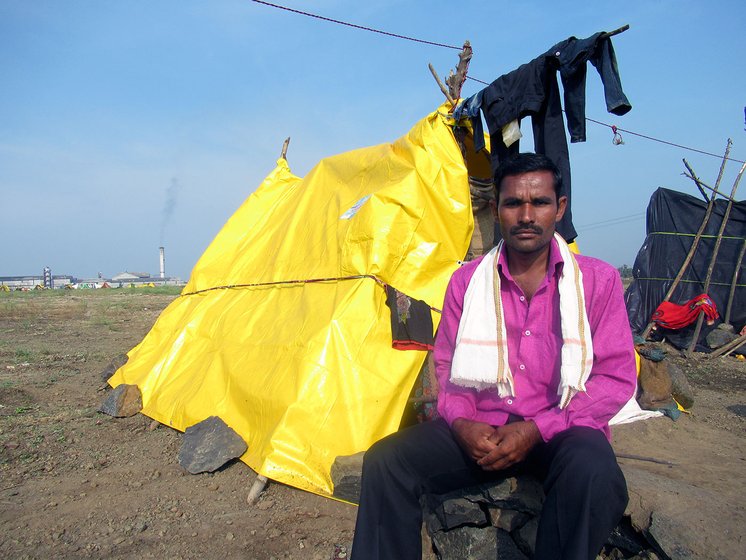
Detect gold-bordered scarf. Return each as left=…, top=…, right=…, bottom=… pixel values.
left=450, top=233, right=593, bottom=409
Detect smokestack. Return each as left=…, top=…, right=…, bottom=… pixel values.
left=159, top=246, right=165, bottom=279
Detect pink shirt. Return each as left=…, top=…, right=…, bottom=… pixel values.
left=434, top=239, right=637, bottom=441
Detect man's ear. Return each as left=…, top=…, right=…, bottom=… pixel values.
left=489, top=199, right=498, bottom=221
left=555, top=195, right=568, bottom=223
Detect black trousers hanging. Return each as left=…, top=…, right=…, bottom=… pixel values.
left=350, top=418, right=628, bottom=560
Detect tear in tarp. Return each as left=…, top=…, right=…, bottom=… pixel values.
left=625, top=188, right=746, bottom=350
left=108, top=104, right=474, bottom=496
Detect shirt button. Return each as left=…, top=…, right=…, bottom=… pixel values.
left=507, top=399, right=513, bottom=405
left=519, top=296, right=525, bottom=302
left=524, top=330, right=531, bottom=336
left=519, top=364, right=526, bottom=370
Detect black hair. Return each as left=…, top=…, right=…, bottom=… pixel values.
left=493, top=153, right=563, bottom=200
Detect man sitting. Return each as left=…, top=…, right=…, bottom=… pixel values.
left=351, top=152, right=637, bottom=560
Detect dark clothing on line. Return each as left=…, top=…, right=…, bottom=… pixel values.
left=453, top=32, right=631, bottom=243
left=350, top=419, right=628, bottom=560
left=384, top=285, right=434, bottom=351
left=551, top=32, right=631, bottom=142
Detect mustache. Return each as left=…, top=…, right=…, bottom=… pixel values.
left=509, top=224, right=543, bottom=235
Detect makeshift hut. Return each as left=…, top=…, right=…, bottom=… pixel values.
left=626, top=187, right=746, bottom=350
left=109, top=28, right=635, bottom=500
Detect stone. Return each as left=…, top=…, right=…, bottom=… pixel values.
left=98, top=384, right=142, bottom=418
left=606, top=517, right=647, bottom=556
left=485, top=476, right=544, bottom=514
left=512, top=516, right=538, bottom=557
left=666, top=362, right=695, bottom=410
left=431, top=526, right=527, bottom=560
left=428, top=496, right=487, bottom=531
left=330, top=452, right=364, bottom=504
left=646, top=512, right=697, bottom=560
left=100, top=354, right=129, bottom=381
left=622, top=465, right=745, bottom=559
left=705, top=323, right=737, bottom=349
left=637, top=358, right=675, bottom=411
left=177, top=416, right=247, bottom=474
left=488, top=508, right=530, bottom=532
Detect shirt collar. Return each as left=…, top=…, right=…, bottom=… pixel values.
left=496, top=236, right=565, bottom=284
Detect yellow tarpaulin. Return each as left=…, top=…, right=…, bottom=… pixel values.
left=109, top=104, right=474, bottom=496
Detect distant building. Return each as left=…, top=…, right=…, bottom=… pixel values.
left=0, top=274, right=74, bottom=290
left=111, top=271, right=151, bottom=282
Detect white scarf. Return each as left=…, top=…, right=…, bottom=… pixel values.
left=450, top=233, right=593, bottom=409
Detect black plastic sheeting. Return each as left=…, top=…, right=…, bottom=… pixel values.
left=625, top=187, right=746, bottom=350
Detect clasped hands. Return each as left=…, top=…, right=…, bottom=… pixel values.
left=451, top=418, right=542, bottom=471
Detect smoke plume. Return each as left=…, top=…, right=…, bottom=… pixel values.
left=160, top=177, right=180, bottom=243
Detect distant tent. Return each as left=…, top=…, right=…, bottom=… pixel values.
left=109, top=103, right=480, bottom=496
left=625, top=187, right=746, bottom=349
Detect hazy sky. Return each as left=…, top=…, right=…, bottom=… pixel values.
left=2, top=1, right=745, bottom=280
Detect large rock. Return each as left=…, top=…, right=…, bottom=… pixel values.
left=485, top=476, right=544, bottom=514
left=431, top=526, right=527, bottom=560
left=331, top=452, right=364, bottom=503
left=622, top=466, right=743, bottom=559
left=488, top=508, right=530, bottom=532
left=177, top=416, right=247, bottom=474
left=705, top=323, right=736, bottom=349
left=100, top=354, right=129, bottom=381
left=424, top=493, right=487, bottom=532
left=666, top=362, right=695, bottom=410
left=637, top=358, right=675, bottom=411
left=512, top=516, right=538, bottom=557
left=98, top=384, right=142, bottom=417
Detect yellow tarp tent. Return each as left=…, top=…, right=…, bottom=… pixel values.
left=109, top=104, right=474, bottom=496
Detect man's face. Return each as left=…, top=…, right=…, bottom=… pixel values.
left=494, top=170, right=567, bottom=256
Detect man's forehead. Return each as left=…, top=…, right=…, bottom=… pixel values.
left=498, top=171, right=555, bottom=196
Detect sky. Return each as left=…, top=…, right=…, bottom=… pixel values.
left=1, top=0, right=745, bottom=280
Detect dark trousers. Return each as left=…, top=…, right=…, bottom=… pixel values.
left=350, top=418, right=628, bottom=560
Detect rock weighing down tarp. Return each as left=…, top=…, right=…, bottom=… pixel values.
left=108, top=104, right=474, bottom=496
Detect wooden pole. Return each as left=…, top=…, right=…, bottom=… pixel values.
left=280, top=137, right=291, bottom=160
left=683, top=164, right=710, bottom=202
left=601, top=24, right=630, bottom=38
left=708, top=330, right=746, bottom=359
left=428, top=63, right=456, bottom=107
left=247, top=475, right=268, bottom=505
left=687, top=160, right=746, bottom=352
left=445, top=41, right=473, bottom=103
left=725, top=239, right=746, bottom=325
left=682, top=174, right=739, bottom=203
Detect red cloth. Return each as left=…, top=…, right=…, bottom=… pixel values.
left=651, top=294, right=719, bottom=330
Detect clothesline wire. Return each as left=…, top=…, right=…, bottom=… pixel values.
left=252, top=0, right=745, bottom=165
left=583, top=117, right=745, bottom=164
left=250, top=0, right=461, bottom=50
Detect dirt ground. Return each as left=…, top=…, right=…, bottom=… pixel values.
left=1, top=290, right=745, bottom=559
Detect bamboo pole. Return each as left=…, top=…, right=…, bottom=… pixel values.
left=428, top=63, right=456, bottom=107
left=247, top=475, right=268, bottom=505
left=445, top=41, right=473, bottom=102
left=280, top=137, right=291, bottom=160
left=682, top=174, right=739, bottom=203
left=708, top=331, right=746, bottom=359
left=687, top=160, right=746, bottom=352
left=601, top=24, right=630, bottom=38
left=725, top=239, right=746, bottom=325
left=683, top=165, right=710, bottom=202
